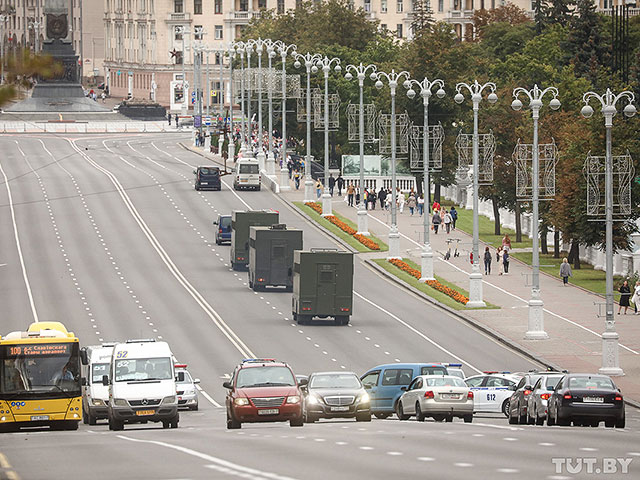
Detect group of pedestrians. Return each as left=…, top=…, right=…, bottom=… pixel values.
left=480, top=234, right=512, bottom=275
left=430, top=201, right=457, bottom=235
left=618, top=279, right=640, bottom=315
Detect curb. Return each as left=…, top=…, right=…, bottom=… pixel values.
left=286, top=202, right=358, bottom=254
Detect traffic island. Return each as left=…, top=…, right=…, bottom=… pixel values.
left=293, top=201, right=388, bottom=253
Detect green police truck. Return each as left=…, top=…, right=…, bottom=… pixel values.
left=231, top=210, right=279, bottom=271
left=292, top=249, right=354, bottom=326
left=248, top=224, right=303, bottom=292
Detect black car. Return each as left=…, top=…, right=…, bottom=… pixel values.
left=547, top=374, right=625, bottom=428
left=302, top=372, right=371, bottom=423
left=508, top=371, right=561, bottom=424
left=194, top=166, right=221, bottom=191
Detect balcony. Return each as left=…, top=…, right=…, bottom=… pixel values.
left=446, top=9, right=475, bottom=20
left=167, top=12, right=192, bottom=23
left=598, top=7, right=640, bottom=17
left=225, top=10, right=263, bottom=23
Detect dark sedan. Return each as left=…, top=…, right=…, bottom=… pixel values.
left=547, top=374, right=625, bottom=428
left=302, top=372, right=371, bottom=422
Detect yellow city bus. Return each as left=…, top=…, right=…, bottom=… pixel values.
left=0, top=322, right=82, bottom=432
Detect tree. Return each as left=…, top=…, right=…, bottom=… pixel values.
left=532, top=0, right=549, bottom=35
left=547, top=0, right=574, bottom=26
left=473, top=2, right=531, bottom=39
left=410, top=0, right=435, bottom=38
left=0, top=49, right=62, bottom=107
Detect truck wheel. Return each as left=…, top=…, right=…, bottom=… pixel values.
left=335, top=316, right=349, bottom=326
left=170, top=414, right=179, bottom=429
left=88, top=411, right=97, bottom=426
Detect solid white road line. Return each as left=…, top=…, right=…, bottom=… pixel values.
left=0, top=145, right=39, bottom=323
left=196, top=384, right=222, bottom=408
left=117, top=435, right=299, bottom=480
left=366, top=214, right=640, bottom=355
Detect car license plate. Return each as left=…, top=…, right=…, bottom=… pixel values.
left=583, top=397, right=604, bottom=403
left=201, top=182, right=208, bottom=185
left=330, top=406, right=350, bottom=412
left=441, top=394, right=460, bottom=400
left=258, top=409, right=279, bottom=415
left=135, top=410, right=156, bottom=416
left=240, top=179, right=248, bottom=183
left=30, top=415, right=49, bottom=421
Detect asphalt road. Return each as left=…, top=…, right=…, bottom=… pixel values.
left=1, top=134, right=639, bottom=480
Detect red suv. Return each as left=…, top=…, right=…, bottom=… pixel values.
left=223, top=359, right=307, bottom=429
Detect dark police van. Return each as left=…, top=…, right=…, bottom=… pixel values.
left=194, top=166, right=221, bottom=191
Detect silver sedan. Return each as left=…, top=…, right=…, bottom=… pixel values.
left=397, top=375, right=474, bottom=422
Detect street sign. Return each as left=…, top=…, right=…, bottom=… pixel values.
left=204, top=117, right=212, bottom=126
left=117, top=70, right=121, bottom=76
left=194, top=116, right=202, bottom=128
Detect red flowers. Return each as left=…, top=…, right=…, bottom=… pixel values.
left=305, top=202, right=380, bottom=251
left=388, top=259, right=469, bottom=305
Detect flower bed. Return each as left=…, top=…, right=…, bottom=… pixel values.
left=388, top=258, right=469, bottom=305
left=304, top=202, right=380, bottom=251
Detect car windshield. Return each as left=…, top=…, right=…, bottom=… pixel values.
left=114, top=357, right=173, bottom=382
left=239, top=164, right=259, bottom=174
left=568, top=376, right=615, bottom=390
left=91, top=363, right=110, bottom=384
left=220, top=217, right=231, bottom=228
left=199, top=167, right=218, bottom=175
left=425, top=377, right=467, bottom=387
left=310, top=374, right=361, bottom=389
left=236, top=366, right=295, bottom=388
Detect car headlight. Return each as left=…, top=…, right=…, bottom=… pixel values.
left=162, top=396, right=176, bottom=405
left=113, top=398, right=128, bottom=407
left=92, top=398, right=105, bottom=406
left=307, top=394, right=321, bottom=405
left=234, top=397, right=250, bottom=406
left=286, top=395, right=301, bottom=404
left=358, top=393, right=370, bottom=404
left=185, top=389, right=196, bottom=395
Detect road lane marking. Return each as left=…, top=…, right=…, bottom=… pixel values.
left=0, top=452, right=11, bottom=468
left=71, top=139, right=255, bottom=359
left=353, top=291, right=481, bottom=373
left=117, top=436, right=297, bottom=480
left=196, top=384, right=222, bottom=408
left=1, top=146, right=39, bottom=323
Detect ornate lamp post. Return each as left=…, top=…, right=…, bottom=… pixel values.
left=253, top=38, right=267, bottom=169
left=314, top=55, right=342, bottom=216
left=277, top=42, right=298, bottom=191
left=265, top=39, right=281, bottom=176
left=345, top=62, right=377, bottom=235
left=454, top=80, right=498, bottom=307
left=405, top=78, right=445, bottom=281
left=581, top=88, right=637, bottom=376
left=512, top=84, right=561, bottom=339
left=375, top=69, right=412, bottom=258
left=226, top=42, right=236, bottom=164
left=176, top=26, right=192, bottom=117
left=293, top=52, right=323, bottom=203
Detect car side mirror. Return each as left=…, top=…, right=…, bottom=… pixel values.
left=213, top=220, right=218, bottom=225
left=298, top=378, right=308, bottom=387
left=364, top=384, right=372, bottom=390
left=400, top=386, right=407, bottom=391
left=194, top=378, right=201, bottom=384
left=223, top=381, right=232, bottom=389
left=102, top=375, right=109, bottom=386
left=300, top=385, right=307, bottom=393
left=509, top=385, right=516, bottom=391
left=81, top=377, right=87, bottom=386
left=193, top=170, right=197, bottom=174
left=80, top=348, right=88, bottom=365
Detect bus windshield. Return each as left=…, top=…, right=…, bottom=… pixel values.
left=0, top=343, right=81, bottom=397
left=114, top=357, right=173, bottom=382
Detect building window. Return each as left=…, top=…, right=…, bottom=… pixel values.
left=277, top=0, right=284, bottom=12
left=194, top=0, right=202, bottom=14
left=215, top=0, right=222, bottom=13
left=194, top=25, right=203, bottom=39
left=239, top=0, right=248, bottom=11
left=174, top=0, right=183, bottom=13
left=296, top=0, right=303, bottom=7
left=175, top=26, right=183, bottom=40
left=381, top=0, right=387, bottom=12
left=364, top=0, right=371, bottom=11
left=438, top=0, right=443, bottom=11
left=381, top=23, right=387, bottom=30
left=174, top=51, right=183, bottom=65
left=454, top=0, right=460, bottom=10
left=397, top=0, right=403, bottom=12
left=215, top=25, right=223, bottom=39
left=397, top=24, right=403, bottom=38
left=258, top=0, right=266, bottom=8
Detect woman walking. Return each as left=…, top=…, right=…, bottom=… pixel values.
left=444, top=210, right=452, bottom=234
left=559, top=258, right=572, bottom=285
left=483, top=246, right=492, bottom=275
left=618, top=280, right=631, bottom=314
left=497, top=247, right=504, bottom=275
left=432, top=211, right=441, bottom=234
left=407, top=193, right=416, bottom=215
left=631, top=281, right=640, bottom=314
left=502, top=233, right=512, bottom=252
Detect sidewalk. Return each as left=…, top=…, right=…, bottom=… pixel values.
left=188, top=145, right=640, bottom=406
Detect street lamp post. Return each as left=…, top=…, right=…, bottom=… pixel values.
left=227, top=42, right=236, bottom=164
left=375, top=69, right=412, bottom=259
left=176, top=26, right=191, bottom=117
left=277, top=42, right=298, bottom=191
left=581, top=88, right=637, bottom=376
left=293, top=52, right=323, bottom=203
left=454, top=80, right=498, bottom=308
left=265, top=40, right=281, bottom=176
left=405, top=78, right=445, bottom=281
left=315, top=55, right=341, bottom=216
left=512, top=84, right=561, bottom=339
left=345, top=62, right=377, bottom=236
left=253, top=39, right=267, bottom=170
left=244, top=40, right=255, bottom=157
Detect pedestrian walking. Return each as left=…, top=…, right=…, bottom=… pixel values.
left=559, top=258, right=572, bottom=285
left=287, top=158, right=293, bottom=179
left=369, top=189, right=377, bottom=210
left=444, top=210, right=452, bottom=234
left=347, top=183, right=355, bottom=207
left=432, top=211, right=441, bottom=234
left=385, top=193, right=391, bottom=211
left=407, top=193, right=416, bottom=215
left=432, top=199, right=441, bottom=214
left=336, top=174, right=345, bottom=196
left=175, top=115, right=179, bottom=128
left=293, top=170, right=301, bottom=190
left=315, top=179, right=323, bottom=199
left=502, top=233, right=512, bottom=252
left=328, top=174, right=336, bottom=196
left=631, top=281, right=640, bottom=314
left=483, top=246, right=492, bottom=275
left=618, top=280, right=631, bottom=314
left=497, top=247, right=504, bottom=275
left=502, top=249, right=510, bottom=274
left=101, top=91, right=106, bottom=103
left=450, top=206, right=458, bottom=230
left=417, top=194, right=424, bottom=216
left=168, top=112, right=172, bottom=125
left=378, top=187, right=387, bottom=210
left=397, top=190, right=405, bottom=214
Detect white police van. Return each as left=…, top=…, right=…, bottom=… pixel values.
left=464, top=372, right=522, bottom=417
left=105, top=339, right=179, bottom=430
left=80, top=343, right=116, bottom=425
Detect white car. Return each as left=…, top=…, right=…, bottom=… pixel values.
left=175, top=364, right=200, bottom=411
left=464, top=372, right=522, bottom=417
left=396, top=375, right=474, bottom=423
